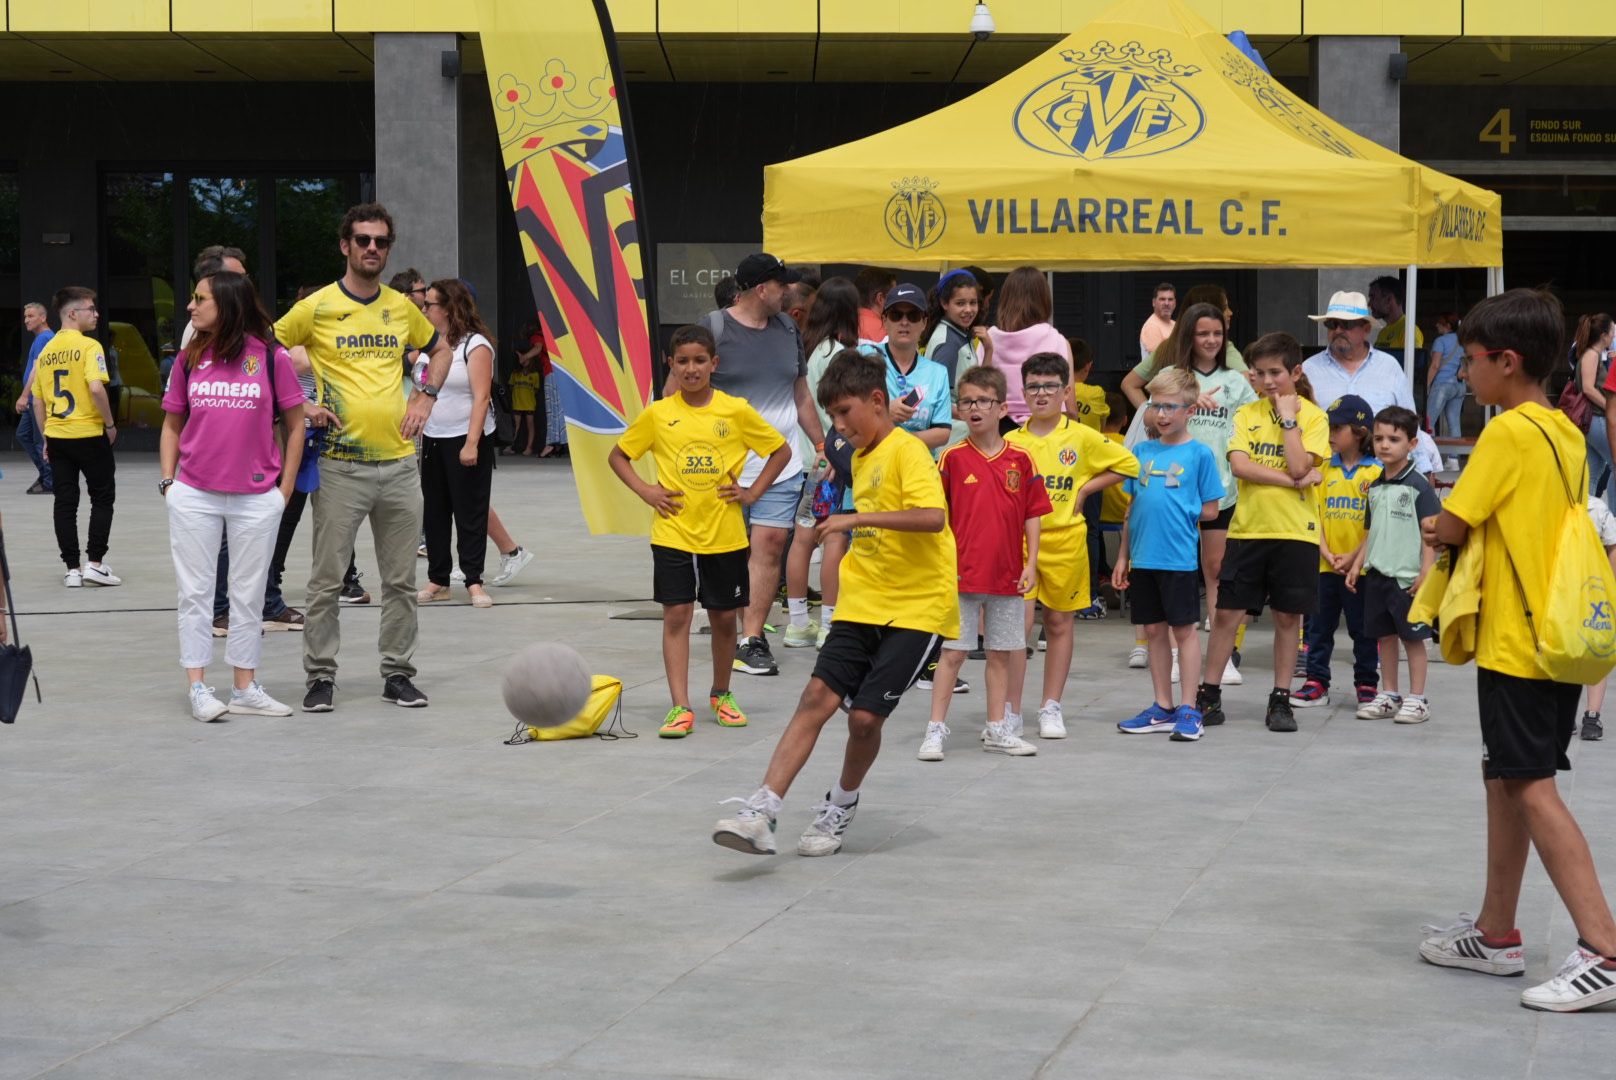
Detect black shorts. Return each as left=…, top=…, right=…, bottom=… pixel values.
left=1217, top=538, right=1319, bottom=616
left=1362, top=571, right=1432, bottom=642
left=1128, top=568, right=1201, bottom=627
left=1478, top=667, right=1583, bottom=780
left=651, top=545, right=750, bottom=611
left=1200, top=504, right=1234, bottom=532
left=813, top=621, right=942, bottom=718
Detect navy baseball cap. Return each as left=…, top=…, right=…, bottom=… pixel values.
left=734, top=253, right=799, bottom=290
left=882, top=283, right=928, bottom=313
left=1326, top=394, right=1373, bottom=427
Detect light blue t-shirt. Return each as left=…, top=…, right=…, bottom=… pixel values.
left=1124, top=438, right=1224, bottom=571
left=868, top=344, right=952, bottom=438
left=1429, top=332, right=1462, bottom=388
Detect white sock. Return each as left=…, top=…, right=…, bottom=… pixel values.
left=788, top=598, right=809, bottom=627
left=821, top=604, right=835, bottom=626
left=1043, top=698, right=1061, bottom=712
left=1407, top=694, right=1427, bottom=703
left=831, top=781, right=859, bottom=806
left=754, top=785, right=783, bottom=816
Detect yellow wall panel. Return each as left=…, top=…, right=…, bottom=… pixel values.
left=9, top=0, right=168, bottom=32
left=173, top=0, right=331, bottom=33
left=333, top=0, right=472, bottom=33
left=1305, top=0, right=1460, bottom=35
left=660, top=0, right=813, bottom=35
left=1056, top=1, right=1298, bottom=34
left=604, top=0, right=656, bottom=35
left=1464, top=0, right=1616, bottom=36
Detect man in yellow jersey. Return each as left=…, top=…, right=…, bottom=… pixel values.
left=30, top=286, right=121, bottom=588
left=273, top=203, right=452, bottom=714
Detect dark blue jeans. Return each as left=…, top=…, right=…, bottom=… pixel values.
left=1305, top=572, right=1378, bottom=688
left=17, top=405, right=52, bottom=489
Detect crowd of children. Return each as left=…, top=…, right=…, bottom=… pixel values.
left=610, top=275, right=1616, bottom=1012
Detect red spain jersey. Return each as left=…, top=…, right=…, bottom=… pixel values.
left=938, top=440, right=1052, bottom=595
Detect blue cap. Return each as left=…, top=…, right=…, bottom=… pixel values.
left=1327, top=394, right=1373, bottom=427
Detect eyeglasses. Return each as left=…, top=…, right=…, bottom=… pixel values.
left=1024, top=382, right=1064, bottom=397
left=422, top=300, right=445, bottom=309
left=189, top=292, right=211, bottom=304
left=958, top=397, right=1001, bottom=411
left=349, top=234, right=394, bottom=250
left=1145, top=401, right=1190, bottom=413
left=66, top=305, right=97, bottom=315
left=405, top=285, right=427, bottom=297
left=1464, top=348, right=1509, bottom=363
left=885, top=309, right=925, bottom=324
left=1323, top=319, right=1368, bottom=331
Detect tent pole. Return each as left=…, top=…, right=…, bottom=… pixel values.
left=1404, top=264, right=1417, bottom=404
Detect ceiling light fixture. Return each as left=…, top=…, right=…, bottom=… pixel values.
left=970, top=2, right=995, bottom=42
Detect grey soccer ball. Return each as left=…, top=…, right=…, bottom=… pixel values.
left=501, top=643, right=592, bottom=728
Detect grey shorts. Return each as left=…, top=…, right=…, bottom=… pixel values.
left=742, top=473, right=806, bottom=531
left=943, top=593, right=1024, bottom=652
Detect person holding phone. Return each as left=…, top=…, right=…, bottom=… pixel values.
left=866, top=283, right=952, bottom=452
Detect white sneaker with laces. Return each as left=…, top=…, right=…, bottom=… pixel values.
left=189, top=683, right=228, bottom=723
left=1394, top=697, right=1431, bottom=724
left=1038, top=701, right=1067, bottom=739
left=712, top=790, right=779, bottom=854
left=228, top=681, right=293, bottom=716
left=1418, top=914, right=1525, bottom=976
left=63, top=568, right=83, bottom=588
left=983, top=720, right=1037, bottom=756
left=783, top=623, right=817, bottom=648
left=1222, top=656, right=1243, bottom=686
left=797, top=796, right=858, bottom=856
left=1128, top=645, right=1148, bottom=669
left=1522, top=946, right=1616, bottom=1012
left=1357, top=691, right=1402, bottom=720
left=82, top=562, right=122, bottom=586
left=918, top=722, right=949, bottom=761
left=490, top=546, right=535, bottom=587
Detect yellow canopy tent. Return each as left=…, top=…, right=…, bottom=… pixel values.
left=763, top=0, right=1501, bottom=398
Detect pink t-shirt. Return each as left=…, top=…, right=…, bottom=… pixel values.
left=161, top=335, right=304, bottom=494
left=988, top=323, right=1072, bottom=422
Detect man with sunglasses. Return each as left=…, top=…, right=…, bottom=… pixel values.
left=1303, top=291, right=1442, bottom=475
left=274, top=202, right=453, bottom=713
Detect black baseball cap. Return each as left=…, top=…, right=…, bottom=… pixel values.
left=734, top=253, right=800, bottom=291
left=881, top=283, right=928, bottom=313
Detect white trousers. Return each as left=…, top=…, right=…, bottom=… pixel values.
left=167, top=481, right=285, bottom=671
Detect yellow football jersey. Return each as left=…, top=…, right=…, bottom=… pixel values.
left=30, top=329, right=108, bottom=437
left=1007, top=417, right=1139, bottom=532
left=1227, top=397, right=1330, bottom=543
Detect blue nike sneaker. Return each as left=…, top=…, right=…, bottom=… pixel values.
left=1169, top=705, right=1205, bottom=742
left=1118, top=702, right=1176, bottom=734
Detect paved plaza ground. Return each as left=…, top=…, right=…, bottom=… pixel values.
left=2, top=450, right=1614, bottom=1078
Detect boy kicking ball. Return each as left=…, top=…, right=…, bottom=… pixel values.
left=713, top=349, right=959, bottom=857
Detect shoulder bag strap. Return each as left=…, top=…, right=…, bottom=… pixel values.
left=0, top=528, right=43, bottom=704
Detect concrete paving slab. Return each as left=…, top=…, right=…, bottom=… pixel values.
left=2, top=452, right=1615, bottom=1078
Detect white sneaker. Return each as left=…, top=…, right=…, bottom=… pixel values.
left=983, top=720, right=1037, bottom=756
left=1038, top=701, right=1067, bottom=739
left=782, top=623, right=817, bottom=648
left=189, top=683, right=228, bottom=722
left=797, top=795, right=858, bottom=856
left=1357, top=691, right=1402, bottom=720
left=490, top=546, right=535, bottom=587
left=63, top=568, right=83, bottom=588
left=1394, top=697, right=1431, bottom=724
left=1128, top=645, right=1148, bottom=669
left=1522, top=946, right=1616, bottom=1012
left=82, top=562, right=122, bottom=586
left=712, top=791, right=779, bottom=855
left=1418, top=914, right=1525, bottom=976
left=227, top=681, right=292, bottom=716
left=918, top=721, right=949, bottom=761
left=1222, top=656, right=1243, bottom=686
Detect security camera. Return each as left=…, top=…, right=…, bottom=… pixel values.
left=970, top=2, right=995, bottom=42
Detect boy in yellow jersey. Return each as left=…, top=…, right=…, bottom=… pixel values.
left=272, top=203, right=453, bottom=714
left=713, top=350, right=958, bottom=858
left=1065, top=339, right=1110, bottom=432
left=1007, top=352, right=1138, bottom=736
left=30, top=286, right=121, bottom=588
left=611, top=325, right=789, bottom=738
left=1420, top=288, right=1616, bottom=1011
left=1200, top=333, right=1329, bottom=733
left=1291, top=395, right=1381, bottom=709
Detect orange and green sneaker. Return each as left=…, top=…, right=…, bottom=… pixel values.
left=710, top=690, right=748, bottom=728
left=659, top=706, right=696, bottom=738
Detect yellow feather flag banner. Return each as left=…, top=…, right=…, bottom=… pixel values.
left=475, top=0, right=655, bottom=536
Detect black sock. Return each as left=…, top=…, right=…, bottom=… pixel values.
left=1198, top=682, right=1221, bottom=701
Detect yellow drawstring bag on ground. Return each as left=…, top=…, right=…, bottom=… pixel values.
left=504, top=675, right=636, bottom=743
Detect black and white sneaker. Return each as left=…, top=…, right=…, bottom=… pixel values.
left=302, top=679, right=335, bottom=713
left=1582, top=713, right=1604, bottom=741
left=733, top=636, right=778, bottom=676
left=1418, top=914, right=1524, bottom=976
left=382, top=674, right=429, bottom=707
left=1265, top=688, right=1297, bottom=732
left=797, top=794, right=858, bottom=857
left=1522, top=944, right=1616, bottom=1012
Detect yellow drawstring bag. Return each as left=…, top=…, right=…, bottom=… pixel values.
left=504, top=675, right=635, bottom=743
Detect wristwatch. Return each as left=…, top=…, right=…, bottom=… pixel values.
left=158, top=478, right=175, bottom=495
left=420, top=383, right=440, bottom=399
left=1279, top=418, right=1298, bottom=430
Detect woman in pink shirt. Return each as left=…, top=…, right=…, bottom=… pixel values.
left=988, top=266, right=1071, bottom=425
left=160, top=272, right=306, bottom=722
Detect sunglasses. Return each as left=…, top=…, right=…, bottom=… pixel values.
left=1323, top=319, right=1368, bottom=331
left=885, top=308, right=925, bottom=324
left=189, top=292, right=211, bottom=304
left=349, top=234, right=394, bottom=250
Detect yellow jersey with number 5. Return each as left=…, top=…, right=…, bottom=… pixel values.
left=30, top=329, right=108, bottom=437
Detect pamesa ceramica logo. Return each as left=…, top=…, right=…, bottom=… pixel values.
left=1014, top=40, right=1204, bottom=160
left=886, top=176, right=946, bottom=252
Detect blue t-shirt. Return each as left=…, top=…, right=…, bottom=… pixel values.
left=868, top=344, right=952, bottom=437
left=1429, top=332, right=1462, bottom=388
left=20, top=328, right=54, bottom=401
left=1124, top=438, right=1224, bottom=571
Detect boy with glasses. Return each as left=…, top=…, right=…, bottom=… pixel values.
left=921, top=366, right=1051, bottom=760
left=1007, top=352, right=1138, bottom=736
left=31, top=286, right=121, bottom=588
